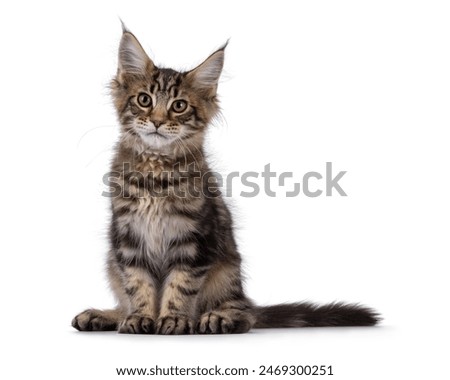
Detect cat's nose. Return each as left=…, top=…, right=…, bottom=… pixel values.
left=153, top=120, right=163, bottom=129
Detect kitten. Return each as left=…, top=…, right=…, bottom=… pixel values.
left=72, top=27, right=379, bottom=334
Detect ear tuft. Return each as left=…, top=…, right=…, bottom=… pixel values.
left=119, top=18, right=129, bottom=33
left=118, top=31, right=154, bottom=75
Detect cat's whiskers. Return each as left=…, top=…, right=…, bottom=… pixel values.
left=182, top=131, right=205, bottom=159
left=175, top=137, right=202, bottom=171
left=173, top=139, right=191, bottom=169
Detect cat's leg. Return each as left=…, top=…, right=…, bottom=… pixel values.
left=72, top=255, right=158, bottom=333
left=156, top=266, right=208, bottom=335
left=116, top=265, right=158, bottom=334
left=197, top=263, right=255, bottom=334
left=72, top=308, right=125, bottom=331
left=106, top=218, right=159, bottom=334
left=72, top=256, right=126, bottom=332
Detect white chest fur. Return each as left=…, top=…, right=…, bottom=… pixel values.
left=114, top=196, right=198, bottom=266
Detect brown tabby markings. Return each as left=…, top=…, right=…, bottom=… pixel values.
left=72, top=28, right=379, bottom=335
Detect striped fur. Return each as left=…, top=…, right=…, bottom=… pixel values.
left=72, top=30, right=379, bottom=334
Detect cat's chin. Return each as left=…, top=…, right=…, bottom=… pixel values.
left=139, top=132, right=174, bottom=150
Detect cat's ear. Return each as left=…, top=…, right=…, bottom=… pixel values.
left=186, top=42, right=227, bottom=96
left=118, top=30, right=155, bottom=76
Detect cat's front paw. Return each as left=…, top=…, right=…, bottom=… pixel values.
left=197, top=310, right=253, bottom=334
left=72, top=309, right=119, bottom=331
left=156, top=314, right=194, bottom=335
left=118, top=314, right=155, bottom=334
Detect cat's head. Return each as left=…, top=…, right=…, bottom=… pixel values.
left=111, top=29, right=225, bottom=154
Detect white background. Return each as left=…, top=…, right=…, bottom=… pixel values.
left=1, top=0, right=449, bottom=379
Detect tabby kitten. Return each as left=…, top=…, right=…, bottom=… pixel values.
left=72, top=28, right=379, bottom=334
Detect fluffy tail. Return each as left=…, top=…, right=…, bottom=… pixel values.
left=253, top=302, right=380, bottom=328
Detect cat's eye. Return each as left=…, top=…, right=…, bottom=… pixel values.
left=137, top=93, right=152, bottom=107
left=172, top=100, right=188, bottom=113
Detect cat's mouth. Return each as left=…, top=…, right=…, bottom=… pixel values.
left=143, top=131, right=167, bottom=139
